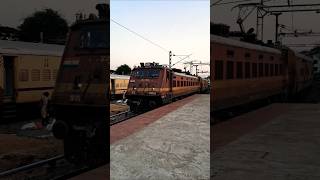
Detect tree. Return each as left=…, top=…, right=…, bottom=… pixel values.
left=18, top=9, right=68, bottom=44
left=115, top=64, right=131, bottom=75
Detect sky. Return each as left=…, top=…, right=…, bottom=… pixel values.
left=211, top=0, right=320, bottom=51
left=110, top=0, right=210, bottom=77
left=0, top=0, right=106, bottom=27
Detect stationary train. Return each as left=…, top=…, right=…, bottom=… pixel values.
left=110, top=74, right=130, bottom=99
left=0, top=40, right=63, bottom=119
left=211, top=34, right=313, bottom=116
left=126, top=62, right=209, bottom=112
left=51, top=4, right=109, bottom=166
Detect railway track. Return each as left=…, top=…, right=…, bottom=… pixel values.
left=110, top=110, right=138, bottom=126
left=0, top=154, right=95, bottom=180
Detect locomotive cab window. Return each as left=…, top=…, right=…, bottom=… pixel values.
left=132, top=69, right=160, bottom=78
left=79, top=29, right=107, bottom=49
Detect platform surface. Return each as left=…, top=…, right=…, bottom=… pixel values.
left=212, top=103, right=320, bottom=180
left=110, top=94, right=210, bottom=180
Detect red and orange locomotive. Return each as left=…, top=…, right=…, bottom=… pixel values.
left=52, top=4, right=109, bottom=166
left=126, top=62, right=209, bottom=112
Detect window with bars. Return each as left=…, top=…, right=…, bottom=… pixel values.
left=42, top=69, right=51, bottom=81
left=31, top=69, right=40, bottom=81
left=53, top=69, right=58, bottom=80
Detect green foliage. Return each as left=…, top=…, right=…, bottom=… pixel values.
left=18, top=9, right=68, bottom=44
left=115, top=64, right=131, bottom=75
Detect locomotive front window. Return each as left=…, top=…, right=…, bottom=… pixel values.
left=132, top=69, right=161, bottom=78
left=79, top=30, right=107, bottom=49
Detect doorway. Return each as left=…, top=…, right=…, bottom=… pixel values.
left=3, top=56, right=15, bottom=97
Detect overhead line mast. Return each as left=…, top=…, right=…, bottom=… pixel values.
left=233, top=2, right=320, bottom=43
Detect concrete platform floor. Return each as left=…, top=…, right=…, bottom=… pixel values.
left=110, top=94, right=210, bottom=180
left=212, top=103, right=320, bottom=180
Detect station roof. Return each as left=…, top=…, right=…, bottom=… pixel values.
left=111, top=74, right=130, bottom=80
left=0, top=40, right=64, bottom=57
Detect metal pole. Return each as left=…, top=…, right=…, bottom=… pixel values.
left=169, top=51, right=172, bottom=69
left=275, top=13, right=282, bottom=43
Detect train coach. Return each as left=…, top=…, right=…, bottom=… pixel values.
left=126, top=62, right=209, bottom=112
left=210, top=34, right=313, bottom=113
left=0, top=40, right=64, bottom=119
left=110, top=74, right=130, bottom=99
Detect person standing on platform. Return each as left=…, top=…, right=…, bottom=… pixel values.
left=40, top=92, right=50, bottom=126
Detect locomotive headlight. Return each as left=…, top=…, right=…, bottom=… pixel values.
left=152, top=88, right=155, bottom=90
left=134, top=87, right=137, bottom=90
left=78, top=83, right=82, bottom=88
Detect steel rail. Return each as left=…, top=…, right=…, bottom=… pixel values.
left=0, top=154, right=64, bottom=177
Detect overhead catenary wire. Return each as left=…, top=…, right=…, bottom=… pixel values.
left=111, top=18, right=169, bottom=53
left=211, top=0, right=257, bottom=7
left=211, top=0, right=275, bottom=7
left=111, top=18, right=194, bottom=68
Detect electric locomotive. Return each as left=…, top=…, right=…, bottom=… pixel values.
left=126, top=62, right=206, bottom=112
left=51, top=4, right=109, bottom=166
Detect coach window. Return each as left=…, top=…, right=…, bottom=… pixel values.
left=270, top=56, right=274, bottom=61
left=173, top=80, right=176, bottom=87
left=280, top=64, right=284, bottom=75
left=245, top=53, right=251, bottom=60
left=270, top=64, right=274, bottom=76
left=227, top=61, right=234, bottom=79
left=245, top=62, right=250, bottom=79
left=259, top=63, right=264, bottom=77
left=275, top=64, right=279, bottom=76
left=42, top=69, right=51, bottom=81
left=31, top=69, right=40, bottom=81
left=265, top=64, right=269, bottom=76
left=236, top=62, right=243, bottom=79
left=252, top=63, right=257, bottom=78
left=227, top=50, right=235, bottom=58
left=259, top=54, right=264, bottom=60
left=19, top=69, right=29, bottom=81
left=215, top=60, right=223, bottom=80
left=53, top=69, right=58, bottom=80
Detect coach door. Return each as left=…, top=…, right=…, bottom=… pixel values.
left=3, top=56, right=15, bottom=98
left=111, top=79, right=116, bottom=95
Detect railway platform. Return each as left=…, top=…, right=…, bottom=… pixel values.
left=72, top=94, right=210, bottom=179
left=213, top=103, right=320, bottom=180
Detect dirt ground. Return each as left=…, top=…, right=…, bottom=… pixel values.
left=110, top=103, right=128, bottom=115
left=0, top=134, right=63, bottom=172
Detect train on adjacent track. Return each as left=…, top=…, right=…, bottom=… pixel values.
left=51, top=4, right=109, bottom=166
left=210, top=33, right=313, bottom=119
left=126, top=62, right=209, bottom=112
left=110, top=74, right=130, bottom=99
left=0, top=41, right=63, bottom=119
